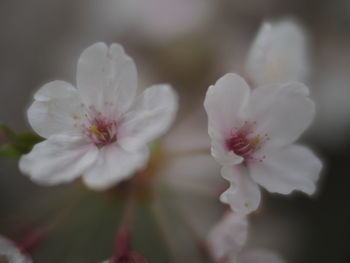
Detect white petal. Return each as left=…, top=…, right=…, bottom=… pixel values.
left=207, top=213, right=248, bottom=261
left=220, top=166, right=261, bottom=214
left=247, top=82, right=314, bottom=147
left=77, top=42, right=138, bottom=114
left=118, top=84, right=178, bottom=151
left=27, top=81, right=82, bottom=138
left=249, top=144, right=322, bottom=195
left=19, top=135, right=98, bottom=185
left=82, top=144, right=149, bottom=190
left=211, top=139, right=243, bottom=166
left=245, top=19, right=309, bottom=87
left=0, top=235, right=32, bottom=263
left=237, top=249, right=285, bottom=263
left=204, top=73, right=250, bottom=139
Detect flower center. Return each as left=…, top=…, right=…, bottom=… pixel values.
left=83, top=106, right=118, bottom=148
left=225, top=122, right=268, bottom=162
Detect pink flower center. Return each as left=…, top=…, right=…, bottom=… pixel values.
left=83, top=107, right=118, bottom=148
left=225, top=122, right=268, bottom=162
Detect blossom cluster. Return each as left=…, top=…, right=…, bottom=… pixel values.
left=204, top=19, right=321, bottom=263
left=1, top=18, right=322, bottom=263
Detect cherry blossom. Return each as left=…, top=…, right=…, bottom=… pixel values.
left=0, top=235, right=32, bottom=263
left=204, top=73, right=321, bottom=214
left=207, top=212, right=284, bottom=263
left=245, top=19, right=309, bottom=87
left=19, top=42, right=178, bottom=190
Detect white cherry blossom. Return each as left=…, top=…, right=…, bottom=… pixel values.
left=0, top=235, right=32, bottom=263
left=207, top=212, right=248, bottom=261
left=207, top=212, right=284, bottom=263
left=245, top=19, right=309, bottom=87
left=204, top=73, right=321, bottom=214
left=19, top=42, right=178, bottom=190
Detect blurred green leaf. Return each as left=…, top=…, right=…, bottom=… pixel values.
left=0, top=123, right=16, bottom=140
left=14, top=131, right=43, bottom=153
left=0, top=143, right=22, bottom=158
left=0, top=123, right=43, bottom=158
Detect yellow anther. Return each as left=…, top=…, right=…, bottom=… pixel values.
left=89, top=125, right=102, bottom=136
left=250, top=136, right=260, bottom=145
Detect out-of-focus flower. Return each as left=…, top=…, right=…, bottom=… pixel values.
left=0, top=235, right=32, bottom=263
left=207, top=212, right=248, bottom=261
left=207, top=212, right=284, bottom=263
left=19, top=42, right=178, bottom=190
left=245, top=19, right=309, bottom=87
left=204, top=73, right=321, bottom=214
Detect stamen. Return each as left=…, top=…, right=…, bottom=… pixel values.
left=226, top=122, right=268, bottom=163
left=83, top=107, right=118, bottom=148
left=89, top=125, right=102, bottom=136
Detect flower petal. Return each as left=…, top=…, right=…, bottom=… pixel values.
left=220, top=166, right=261, bottom=214
left=27, top=81, right=82, bottom=138
left=207, top=212, right=248, bottom=261
left=211, top=139, right=243, bottom=166
left=0, top=235, right=32, bottom=263
left=247, top=82, right=314, bottom=147
left=77, top=42, right=138, bottom=114
left=249, top=144, right=322, bottom=195
left=82, top=144, right=149, bottom=190
left=118, top=84, right=178, bottom=151
left=245, top=19, right=308, bottom=87
left=204, top=73, right=250, bottom=139
left=19, top=135, right=98, bottom=185
left=238, top=249, right=285, bottom=263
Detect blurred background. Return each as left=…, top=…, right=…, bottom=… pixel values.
left=0, top=0, right=350, bottom=262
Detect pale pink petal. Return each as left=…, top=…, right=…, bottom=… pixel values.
left=204, top=73, right=250, bottom=139
left=207, top=213, right=248, bottom=261
left=220, top=166, right=261, bottom=214
left=247, top=82, right=314, bottom=147
left=0, top=235, right=32, bottom=263
left=118, top=84, right=178, bottom=151
left=211, top=139, right=243, bottom=166
left=82, top=144, right=149, bottom=190
left=27, top=81, right=83, bottom=138
left=245, top=19, right=308, bottom=87
left=249, top=144, right=322, bottom=195
left=19, top=135, right=98, bottom=185
left=77, top=43, right=137, bottom=115
left=237, top=249, right=285, bottom=263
